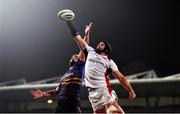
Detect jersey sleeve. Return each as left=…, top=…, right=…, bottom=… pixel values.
left=109, top=60, right=119, bottom=72
left=85, top=45, right=94, bottom=52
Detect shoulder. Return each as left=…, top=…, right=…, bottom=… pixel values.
left=77, top=58, right=86, bottom=64
left=85, top=45, right=94, bottom=52
left=109, top=59, right=118, bottom=71
left=109, top=59, right=116, bottom=64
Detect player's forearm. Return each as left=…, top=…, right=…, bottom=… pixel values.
left=78, top=51, right=85, bottom=61
left=66, top=21, right=87, bottom=51
left=66, top=21, right=79, bottom=37
left=83, top=34, right=89, bottom=45
left=77, top=32, right=89, bottom=60
left=113, top=71, right=134, bottom=93
left=74, top=35, right=87, bottom=51
left=43, top=90, right=58, bottom=97
left=119, top=76, right=134, bottom=93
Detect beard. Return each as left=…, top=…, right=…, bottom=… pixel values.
left=95, top=48, right=104, bottom=54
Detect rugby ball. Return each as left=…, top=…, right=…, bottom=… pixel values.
left=58, top=9, right=75, bottom=21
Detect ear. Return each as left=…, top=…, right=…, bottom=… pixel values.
left=105, top=50, right=108, bottom=53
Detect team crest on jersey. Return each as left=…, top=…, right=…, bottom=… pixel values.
left=88, top=57, right=105, bottom=67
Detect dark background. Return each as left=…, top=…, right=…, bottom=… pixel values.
left=0, top=0, right=179, bottom=82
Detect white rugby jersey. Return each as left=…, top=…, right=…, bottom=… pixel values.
left=84, top=45, right=119, bottom=88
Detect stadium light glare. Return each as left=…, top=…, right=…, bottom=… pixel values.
left=47, top=99, right=53, bottom=104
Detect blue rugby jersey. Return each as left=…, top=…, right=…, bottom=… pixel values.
left=58, top=59, right=85, bottom=102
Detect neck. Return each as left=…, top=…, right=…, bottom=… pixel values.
left=98, top=52, right=107, bottom=56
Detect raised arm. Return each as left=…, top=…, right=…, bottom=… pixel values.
left=66, top=21, right=88, bottom=51
left=78, top=22, right=92, bottom=61
left=112, top=70, right=136, bottom=100
left=83, top=22, right=92, bottom=45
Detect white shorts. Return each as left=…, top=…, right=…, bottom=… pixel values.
left=88, top=87, right=114, bottom=111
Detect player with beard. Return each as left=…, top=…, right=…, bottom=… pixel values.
left=66, top=21, right=136, bottom=114
left=31, top=22, right=92, bottom=113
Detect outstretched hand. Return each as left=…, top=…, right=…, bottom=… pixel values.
left=128, top=91, right=136, bottom=101
left=85, top=22, right=93, bottom=35
left=31, top=88, right=44, bottom=99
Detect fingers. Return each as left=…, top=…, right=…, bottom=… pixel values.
left=31, top=92, right=37, bottom=99
left=31, top=91, right=42, bottom=99
left=128, top=96, right=133, bottom=100
left=33, top=96, right=40, bottom=99
left=87, top=22, right=92, bottom=29
left=85, top=22, right=93, bottom=34
left=128, top=94, right=136, bottom=101
left=128, top=95, right=133, bottom=100
left=30, top=88, right=42, bottom=96
left=85, top=22, right=93, bottom=28
left=31, top=91, right=38, bottom=96
left=89, top=22, right=93, bottom=27
left=32, top=95, right=39, bottom=99
left=128, top=91, right=136, bottom=100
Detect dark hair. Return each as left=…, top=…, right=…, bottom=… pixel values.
left=102, top=41, right=111, bottom=55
